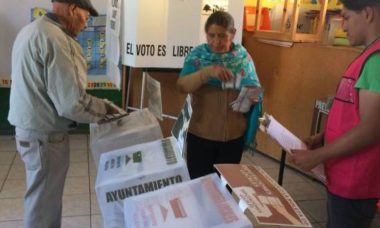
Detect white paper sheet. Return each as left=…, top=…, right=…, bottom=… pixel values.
left=264, top=115, right=307, bottom=153
left=230, top=86, right=263, bottom=113
left=260, top=114, right=326, bottom=184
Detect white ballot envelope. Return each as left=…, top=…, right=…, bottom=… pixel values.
left=259, top=113, right=326, bottom=184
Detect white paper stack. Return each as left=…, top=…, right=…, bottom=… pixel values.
left=123, top=173, right=252, bottom=228
left=90, top=108, right=163, bottom=166
left=95, top=137, right=190, bottom=228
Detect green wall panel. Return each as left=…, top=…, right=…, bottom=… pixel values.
left=0, top=88, right=122, bottom=135
left=0, top=88, right=12, bottom=134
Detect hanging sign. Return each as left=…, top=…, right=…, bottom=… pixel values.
left=105, top=0, right=122, bottom=88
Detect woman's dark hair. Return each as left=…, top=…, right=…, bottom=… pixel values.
left=341, top=0, right=380, bottom=11
left=204, top=11, right=236, bottom=33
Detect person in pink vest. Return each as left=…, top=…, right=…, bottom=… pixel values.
left=289, top=0, right=380, bottom=227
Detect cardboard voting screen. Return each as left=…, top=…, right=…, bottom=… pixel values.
left=122, top=0, right=244, bottom=68
left=171, top=94, right=192, bottom=157
left=215, top=164, right=312, bottom=228
left=95, top=137, right=190, bottom=228
left=146, top=74, right=163, bottom=121
left=123, top=173, right=252, bottom=228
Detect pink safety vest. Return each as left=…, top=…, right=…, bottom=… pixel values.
left=325, top=40, right=380, bottom=199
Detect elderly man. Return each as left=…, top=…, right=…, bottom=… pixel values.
left=8, top=0, right=122, bottom=227
left=290, top=0, right=380, bottom=227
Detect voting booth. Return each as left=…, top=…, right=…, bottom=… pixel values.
left=122, top=0, right=244, bottom=68
left=123, top=173, right=252, bottom=228
left=89, top=108, right=163, bottom=166
left=95, top=137, right=190, bottom=228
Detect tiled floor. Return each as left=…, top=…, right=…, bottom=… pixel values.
left=0, top=134, right=100, bottom=228
left=0, top=134, right=379, bottom=228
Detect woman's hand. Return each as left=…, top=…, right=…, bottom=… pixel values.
left=243, top=86, right=263, bottom=104
left=249, top=95, right=260, bottom=103
left=201, top=65, right=233, bottom=82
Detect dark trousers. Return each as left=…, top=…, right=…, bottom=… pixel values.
left=327, top=191, right=377, bottom=228
left=186, top=133, right=244, bottom=179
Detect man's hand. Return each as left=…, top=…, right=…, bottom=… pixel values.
left=104, top=100, right=126, bottom=115
left=289, top=149, right=323, bottom=172
left=303, top=132, right=324, bottom=150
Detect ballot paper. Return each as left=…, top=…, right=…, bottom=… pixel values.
left=259, top=113, right=326, bottom=184
left=97, top=99, right=128, bottom=124
left=230, top=86, right=263, bottom=113
left=97, top=112, right=129, bottom=125
left=222, top=72, right=246, bottom=90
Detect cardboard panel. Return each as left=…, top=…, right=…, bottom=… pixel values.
left=215, top=164, right=312, bottom=227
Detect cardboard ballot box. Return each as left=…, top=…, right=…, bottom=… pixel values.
left=123, top=173, right=252, bottom=228
left=90, top=108, right=163, bottom=166
left=95, top=137, right=190, bottom=228
left=215, top=164, right=312, bottom=228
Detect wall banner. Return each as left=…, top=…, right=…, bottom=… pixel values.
left=106, top=0, right=122, bottom=88
left=122, top=0, right=244, bottom=68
